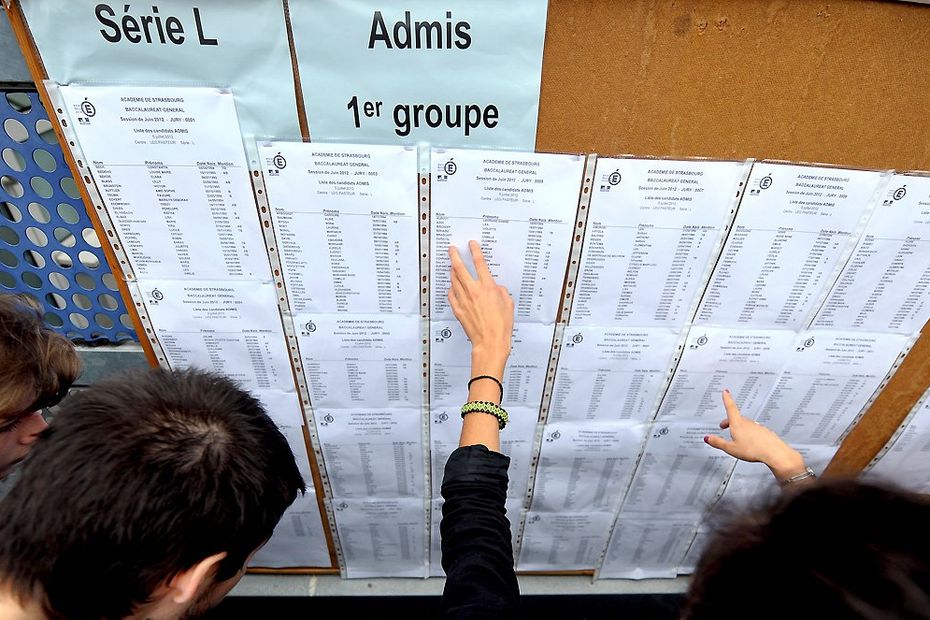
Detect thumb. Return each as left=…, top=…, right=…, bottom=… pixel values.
left=705, top=434, right=736, bottom=456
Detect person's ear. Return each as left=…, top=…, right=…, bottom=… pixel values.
left=168, top=552, right=227, bottom=604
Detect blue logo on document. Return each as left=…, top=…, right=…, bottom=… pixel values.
left=545, top=430, right=561, bottom=442
left=566, top=332, right=583, bottom=348
left=653, top=426, right=670, bottom=438
left=320, top=414, right=334, bottom=427
left=436, top=327, right=453, bottom=342
left=149, top=288, right=164, bottom=304
left=303, top=320, right=317, bottom=334
left=434, top=412, right=449, bottom=424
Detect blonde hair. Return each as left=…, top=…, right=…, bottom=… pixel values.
left=0, top=294, right=82, bottom=416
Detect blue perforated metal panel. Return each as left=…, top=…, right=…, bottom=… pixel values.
left=0, top=89, right=136, bottom=343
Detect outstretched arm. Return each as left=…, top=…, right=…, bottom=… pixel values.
left=447, top=241, right=513, bottom=452
left=705, top=390, right=814, bottom=486
left=440, top=241, right=520, bottom=619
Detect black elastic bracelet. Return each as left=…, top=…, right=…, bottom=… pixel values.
left=468, top=375, right=504, bottom=402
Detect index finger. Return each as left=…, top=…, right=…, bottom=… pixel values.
left=468, top=240, right=494, bottom=283
left=449, top=245, right=474, bottom=284
left=722, top=389, right=743, bottom=425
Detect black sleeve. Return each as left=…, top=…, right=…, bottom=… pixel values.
left=439, top=444, right=521, bottom=619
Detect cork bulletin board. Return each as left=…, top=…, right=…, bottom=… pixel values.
left=533, top=0, right=930, bottom=475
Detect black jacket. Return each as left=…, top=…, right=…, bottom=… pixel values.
left=440, top=444, right=521, bottom=619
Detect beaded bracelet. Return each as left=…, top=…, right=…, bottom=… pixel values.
left=461, top=400, right=509, bottom=430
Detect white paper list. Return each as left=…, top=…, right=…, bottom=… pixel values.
left=430, top=320, right=554, bottom=408
left=139, top=279, right=295, bottom=392
left=678, top=526, right=713, bottom=575
left=517, top=511, right=615, bottom=571
left=866, top=395, right=930, bottom=494
left=813, top=174, right=930, bottom=334
left=549, top=326, right=679, bottom=423
left=296, top=313, right=422, bottom=408
left=155, top=329, right=296, bottom=394
left=530, top=422, right=646, bottom=513
left=572, top=158, right=744, bottom=327
left=281, top=425, right=314, bottom=485
left=696, top=163, right=885, bottom=328
left=317, top=408, right=424, bottom=498
left=621, top=422, right=733, bottom=517
left=331, top=497, right=426, bottom=578
left=756, top=331, right=909, bottom=444
left=250, top=491, right=331, bottom=568
left=251, top=426, right=333, bottom=567
left=253, top=389, right=304, bottom=429
left=430, top=500, right=446, bottom=578
left=599, top=517, right=699, bottom=579
left=718, top=443, right=838, bottom=509
left=430, top=148, right=585, bottom=323
left=58, top=85, right=270, bottom=281
left=138, top=279, right=283, bottom=332
left=430, top=405, right=537, bottom=499
left=656, top=327, right=796, bottom=422
left=260, top=142, right=420, bottom=314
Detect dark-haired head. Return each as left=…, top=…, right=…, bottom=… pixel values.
left=0, top=293, right=82, bottom=476
left=685, top=479, right=930, bottom=620
left=0, top=367, right=304, bottom=619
